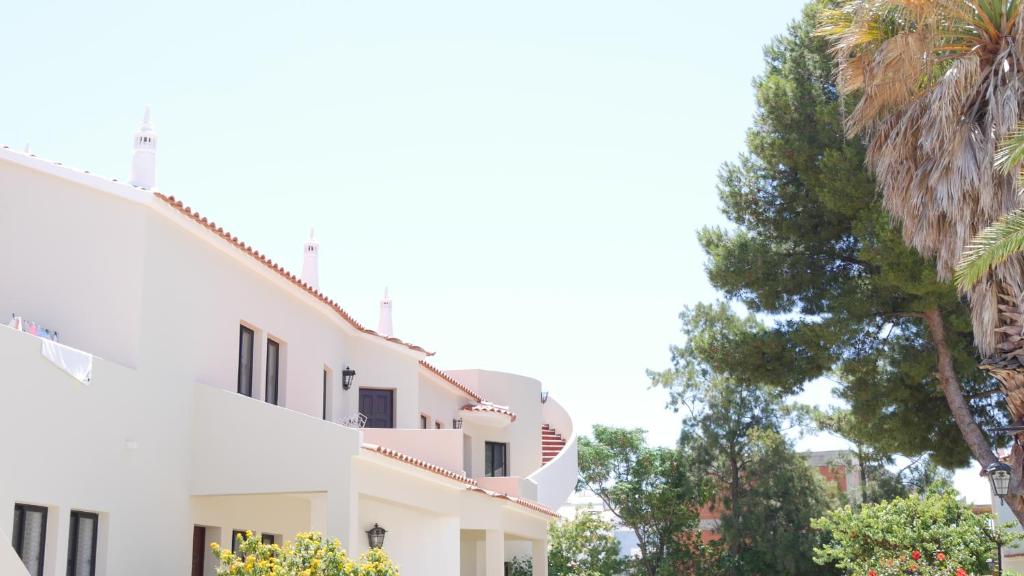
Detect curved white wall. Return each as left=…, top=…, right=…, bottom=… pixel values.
left=527, top=396, right=578, bottom=510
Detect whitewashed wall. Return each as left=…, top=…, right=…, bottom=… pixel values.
left=450, top=370, right=544, bottom=479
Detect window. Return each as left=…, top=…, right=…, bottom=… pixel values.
left=265, top=339, right=280, bottom=405
left=435, top=422, right=443, bottom=429
left=238, top=325, right=254, bottom=397
left=485, top=442, right=508, bottom=477
left=261, top=534, right=276, bottom=545
left=12, top=504, right=46, bottom=576
left=67, top=511, right=98, bottom=576
left=322, top=368, right=330, bottom=420
left=420, top=415, right=428, bottom=429
left=232, top=530, right=247, bottom=554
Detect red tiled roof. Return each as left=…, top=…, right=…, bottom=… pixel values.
left=155, top=193, right=431, bottom=355
left=362, top=444, right=556, bottom=518
left=363, top=443, right=477, bottom=485
left=467, top=486, right=559, bottom=517
left=461, top=402, right=517, bottom=422
left=419, top=361, right=482, bottom=402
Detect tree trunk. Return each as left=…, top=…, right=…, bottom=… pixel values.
left=922, top=308, right=1024, bottom=525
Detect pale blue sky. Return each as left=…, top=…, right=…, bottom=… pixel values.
left=1, top=1, right=988, bottom=502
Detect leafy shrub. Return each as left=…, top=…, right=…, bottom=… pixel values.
left=813, top=488, right=1018, bottom=575
left=211, top=531, right=399, bottom=576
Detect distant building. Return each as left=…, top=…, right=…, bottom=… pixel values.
left=699, top=450, right=862, bottom=542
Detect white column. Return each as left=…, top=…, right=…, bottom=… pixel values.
left=531, top=539, right=548, bottom=576
left=485, top=529, right=504, bottom=576
left=326, top=475, right=359, bottom=553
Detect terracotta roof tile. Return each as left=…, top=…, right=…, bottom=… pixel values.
left=363, top=443, right=477, bottom=485
left=461, top=402, right=517, bottom=422
left=467, top=486, right=559, bottom=517
left=420, top=361, right=483, bottom=402
left=362, top=444, right=556, bottom=517
left=154, top=193, right=431, bottom=355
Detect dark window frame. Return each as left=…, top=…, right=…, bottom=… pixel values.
left=12, top=503, right=47, bottom=576
left=238, top=325, right=255, bottom=397
left=420, top=415, right=428, bottom=429
left=232, top=530, right=247, bottom=554
left=265, top=338, right=280, bottom=405
left=322, top=368, right=330, bottom=420
left=260, top=533, right=276, bottom=545
left=358, top=388, right=395, bottom=429
left=67, top=510, right=99, bottom=576
left=485, top=441, right=509, bottom=477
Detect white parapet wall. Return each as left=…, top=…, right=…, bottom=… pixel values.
left=527, top=396, right=579, bottom=511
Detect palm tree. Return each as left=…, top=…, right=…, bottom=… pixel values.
left=821, top=0, right=1024, bottom=520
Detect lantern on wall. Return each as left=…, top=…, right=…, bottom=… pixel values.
left=342, top=366, right=356, bottom=390
left=366, top=523, right=387, bottom=549
left=988, top=461, right=1013, bottom=503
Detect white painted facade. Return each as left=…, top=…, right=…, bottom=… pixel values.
left=0, top=123, right=576, bottom=576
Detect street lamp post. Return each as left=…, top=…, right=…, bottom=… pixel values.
left=987, top=461, right=1012, bottom=575
left=988, top=518, right=1003, bottom=576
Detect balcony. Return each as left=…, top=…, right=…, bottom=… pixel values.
left=475, top=476, right=538, bottom=501
left=361, top=428, right=466, bottom=476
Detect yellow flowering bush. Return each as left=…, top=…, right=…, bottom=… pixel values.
left=211, top=531, right=398, bottom=576
left=356, top=548, right=399, bottom=576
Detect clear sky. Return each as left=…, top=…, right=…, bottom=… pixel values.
left=1, top=1, right=989, bottom=502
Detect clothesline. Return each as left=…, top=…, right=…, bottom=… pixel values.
left=8, top=314, right=59, bottom=342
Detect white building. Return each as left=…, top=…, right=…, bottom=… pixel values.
left=0, top=111, right=578, bottom=576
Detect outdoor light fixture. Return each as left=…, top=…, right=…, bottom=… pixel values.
left=988, top=461, right=1013, bottom=503
left=452, top=418, right=463, bottom=429
left=342, top=367, right=356, bottom=391
left=366, top=523, right=387, bottom=549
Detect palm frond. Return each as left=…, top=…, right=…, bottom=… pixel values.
left=955, top=208, right=1024, bottom=291
left=995, top=123, right=1024, bottom=174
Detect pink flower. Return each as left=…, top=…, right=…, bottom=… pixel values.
left=956, top=569, right=968, bottom=576
left=911, top=550, right=922, bottom=561
left=868, top=570, right=877, bottom=576
left=936, top=552, right=946, bottom=562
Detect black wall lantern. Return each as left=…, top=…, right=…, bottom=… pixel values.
left=366, top=523, right=387, bottom=549
left=452, top=418, right=463, bottom=429
left=342, top=366, right=356, bottom=391
left=988, top=461, right=1013, bottom=503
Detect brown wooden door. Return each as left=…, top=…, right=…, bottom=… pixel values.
left=359, top=388, right=394, bottom=428
left=191, top=526, right=205, bottom=576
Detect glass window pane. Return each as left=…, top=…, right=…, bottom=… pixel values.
left=68, top=512, right=97, bottom=576
left=238, top=326, right=254, bottom=396
left=266, top=339, right=279, bottom=405
left=13, top=505, right=46, bottom=576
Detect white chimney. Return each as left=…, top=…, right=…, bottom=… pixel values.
left=130, top=106, right=157, bottom=189
left=301, top=228, right=319, bottom=290
left=378, top=288, right=394, bottom=337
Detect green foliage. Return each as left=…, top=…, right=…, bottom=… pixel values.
left=506, top=556, right=532, bottom=576
left=673, top=0, right=1006, bottom=468
left=577, top=425, right=717, bottom=576
left=549, top=514, right=625, bottom=576
left=210, top=531, right=397, bottom=576
left=956, top=208, right=1024, bottom=291
left=813, top=488, right=1017, bottom=575
left=653, top=321, right=839, bottom=576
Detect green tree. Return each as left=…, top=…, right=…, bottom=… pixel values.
left=576, top=425, right=716, bottom=576
left=670, top=0, right=1006, bottom=479
left=813, top=487, right=1017, bottom=575
left=549, top=514, right=625, bottom=576
left=652, top=307, right=838, bottom=576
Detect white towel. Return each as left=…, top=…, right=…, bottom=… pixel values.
left=40, top=339, right=93, bottom=385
